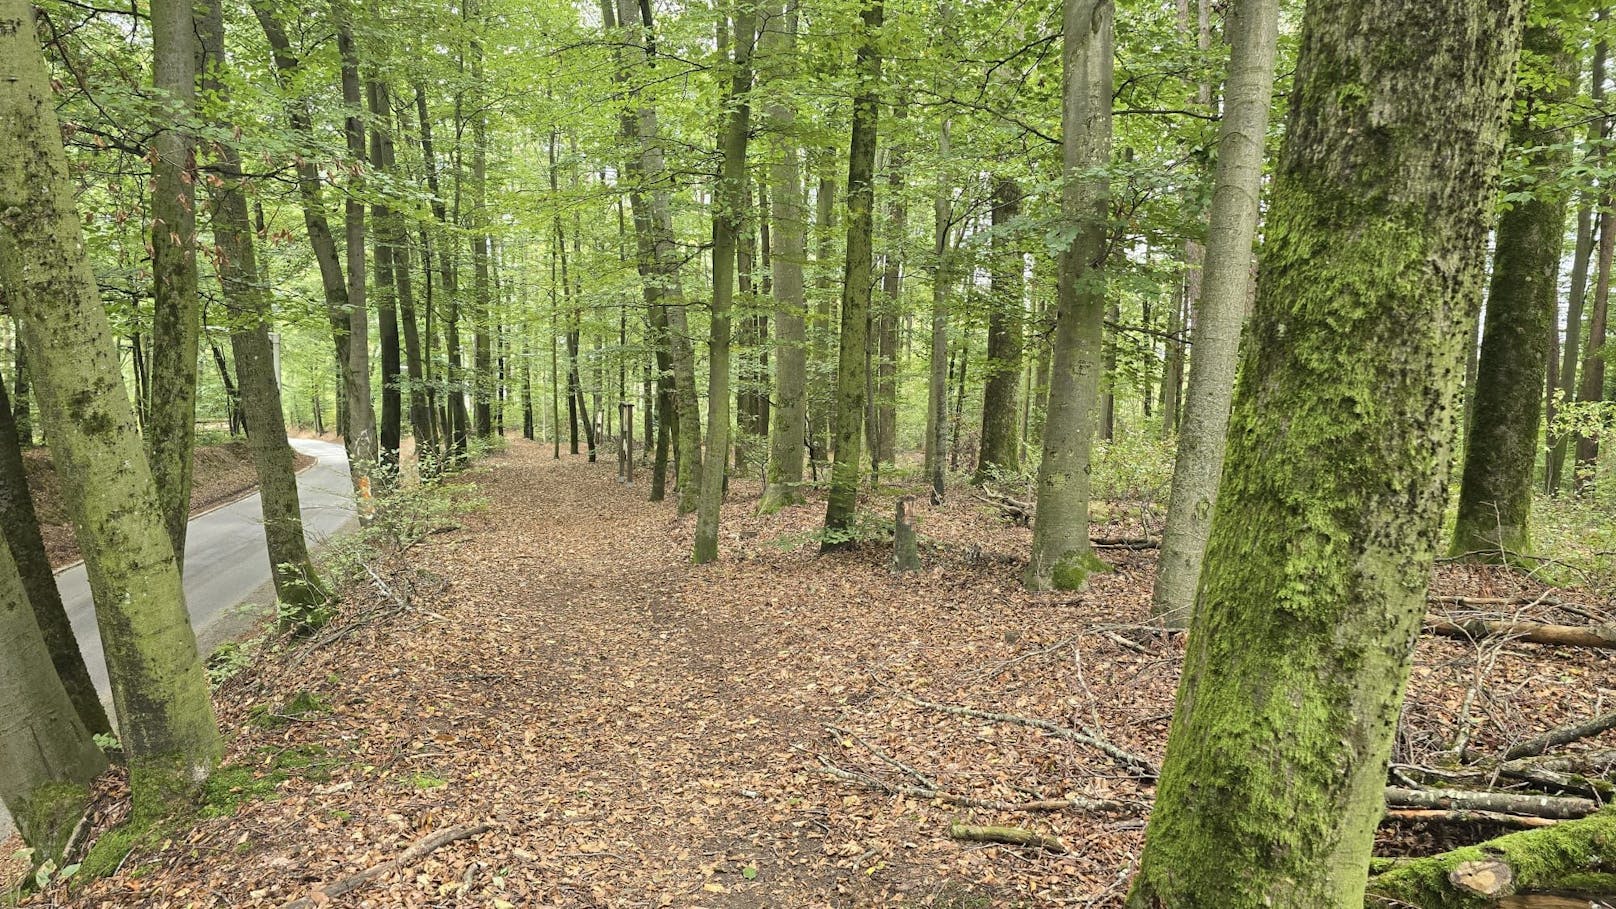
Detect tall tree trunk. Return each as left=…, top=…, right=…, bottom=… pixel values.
left=1125, top=0, right=1523, bottom=902
left=923, top=118, right=954, bottom=504
left=821, top=0, right=883, bottom=547
left=10, top=327, right=31, bottom=445
left=471, top=5, right=494, bottom=440
left=0, top=7, right=222, bottom=814
left=1149, top=0, right=1281, bottom=627
left=759, top=0, right=808, bottom=513
left=1159, top=276, right=1188, bottom=435
left=0, top=374, right=110, bottom=735
left=200, top=0, right=332, bottom=624
left=693, top=1, right=757, bottom=564
left=1452, top=23, right=1575, bottom=558
left=1548, top=31, right=1604, bottom=494
left=615, top=0, right=703, bottom=511
left=810, top=170, right=838, bottom=470
left=1574, top=205, right=1614, bottom=492
left=976, top=177, right=1024, bottom=480
left=368, top=80, right=403, bottom=474
left=1024, top=0, right=1112, bottom=591
left=334, top=0, right=378, bottom=486
left=875, top=109, right=907, bottom=468
left=147, top=0, right=202, bottom=567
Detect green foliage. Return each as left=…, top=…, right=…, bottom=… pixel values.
left=1091, top=426, right=1177, bottom=503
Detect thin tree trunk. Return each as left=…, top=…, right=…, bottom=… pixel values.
left=822, top=0, right=883, bottom=547
left=1126, top=0, right=1524, bottom=901
left=1149, top=0, right=1281, bottom=626
left=1574, top=206, right=1615, bottom=492
left=1025, top=0, right=1112, bottom=591
left=759, top=0, right=808, bottom=513
left=147, top=0, right=202, bottom=567
left=693, top=1, right=757, bottom=563
left=471, top=4, right=494, bottom=440
left=10, top=326, right=31, bottom=445
left=334, top=0, right=378, bottom=484
left=923, top=117, right=953, bottom=504
left=368, top=80, right=403, bottom=474
left=0, top=8, right=222, bottom=814
left=876, top=107, right=907, bottom=468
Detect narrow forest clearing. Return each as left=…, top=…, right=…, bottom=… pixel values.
left=18, top=441, right=1614, bottom=908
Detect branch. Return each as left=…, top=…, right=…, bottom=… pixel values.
left=896, top=692, right=1158, bottom=779
left=948, top=824, right=1068, bottom=853
left=279, top=824, right=491, bottom=909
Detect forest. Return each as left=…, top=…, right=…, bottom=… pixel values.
left=0, top=0, right=1614, bottom=904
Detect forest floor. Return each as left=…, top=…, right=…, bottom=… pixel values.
left=29, top=440, right=315, bottom=568
left=15, top=439, right=1616, bottom=908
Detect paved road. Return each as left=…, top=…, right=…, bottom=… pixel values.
left=2, top=438, right=356, bottom=842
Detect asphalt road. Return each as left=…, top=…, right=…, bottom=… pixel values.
left=2, top=438, right=356, bottom=842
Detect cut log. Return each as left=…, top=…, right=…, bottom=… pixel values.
left=1366, top=809, right=1616, bottom=908
left=1384, top=786, right=1597, bottom=820
left=1424, top=616, right=1616, bottom=650
left=947, top=824, right=1068, bottom=853
left=1504, top=712, right=1616, bottom=761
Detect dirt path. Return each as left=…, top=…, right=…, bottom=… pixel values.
left=36, top=440, right=1616, bottom=908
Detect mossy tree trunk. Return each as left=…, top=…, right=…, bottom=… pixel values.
left=1124, top=0, right=1524, bottom=904
left=0, top=372, right=110, bottom=736
left=0, top=0, right=222, bottom=815
left=1150, top=0, right=1280, bottom=628
left=1024, top=0, right=1111, bottom=591
left=200, top=0, right=331, bottom=625
left=822, top=0, right=883, bottom=548
left=0, top=526, right=107, bottom=865
left=146, top=0, right=202, bottom=569
left=694, top=0, right=756, bottom=563
left=758, top=0, right=808, bottom=514
left=1452, top=23, right=1575, bottom=559
left=976, top=177, right=1024, bottom=482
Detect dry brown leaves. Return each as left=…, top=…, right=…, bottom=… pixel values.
left=23, top=441, right=1613, bottom=907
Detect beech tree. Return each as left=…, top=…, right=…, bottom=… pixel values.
left=0, top=0, right=222, bottom=814
left=1126, top=0, right=1524, bottom=903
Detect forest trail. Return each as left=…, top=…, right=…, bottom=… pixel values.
left=37, top=440, right=1616, bottom=908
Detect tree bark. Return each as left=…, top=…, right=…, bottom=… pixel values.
left=1573, top=204, right=1614, bottom=493
left=1149, top=0, right=1281, bottom=627
left=822, top=0, right=883, bottom=547
left=333, top=0, right=378, bottom=485
left=759, top=0, right=808, bottom=513
left=368, top=81, right=403, bottom=474
left=1024, top=0, right=1111, bottom=591
left=147, top=0, right=202, bottom=568
left=693, top=0, right=756, bottom=563
left=875, top=108, right=906, bottom=469
left=1125, top=0, right=1524, bottom=902
left=923, top=118, right=953, bottom=503
left=0, top=372, right=110, bottom=735
left=1452, top=23, right=1575, bottom=558
left=976, top=177, right=1024, bottom=481
left=471, top=2, right=494, bottom=441
left=0, top=3, right=222, bottom=814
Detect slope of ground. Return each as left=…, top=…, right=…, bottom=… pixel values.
left=22, top=440, right=1614, bottom=907
left=27, top=440, right=316, bottom=568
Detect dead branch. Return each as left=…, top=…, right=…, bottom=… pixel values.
left=1380, top=809, right=1561, bottom=829
left=974, top=487, right=1032, bottom=526
left=1384, top=786, right=1597, bottom=820
left=278, top=823, right=491, bottom=909
left=897, top=691, right=1158, bottom=779
left=814, top=759, right=1123, bottom=814
left=1503, top=711, right=1616, bottom=761
left=1507, top=749, right=1616, bottom=776
left=1424, top=616, right=1616, bottom=649
left=824, top=723, right=937, bottom=789
left=1090, top=537, right=1160, bottom=550
left=947, top=824, right=1069, bottom=853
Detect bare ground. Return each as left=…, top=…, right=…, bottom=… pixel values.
left=18, top=440, right=1614, bottom=907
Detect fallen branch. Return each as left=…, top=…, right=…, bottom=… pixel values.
left=1508, top=749, right=1616, bottom=775
left=814, top=758, right=1123, bottom=814
left=897, top=691, right=1158, bottom=779
left=279, top=823, right=491, bottom=909
left=947, top=824, right=1068, bottom=853
left=1380, top=809, right=1561, bottom=830
left=1090, top=537, right=1160, bottom=550
left=1425, top=616, right=1616, bottom=650
left=824, top=723, right=937, bottom=789
left=1504, top=711, right=1616, bottom=761
left=1384, top=786, right=1597, bottom=821
left=1367, top=809, right=1616, bottom=907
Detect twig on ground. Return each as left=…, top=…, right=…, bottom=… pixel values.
left=278, top=823, right=491, bottom=909
left=896, top=691, right=1158, bottom=779
left=813, top=757, right=1124, bottom=814
left=948, top=824, right=1068, bottom=853
left=1503, top=710, right=1616, bottom=761
left=824, top=723, right=938, bottom=789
